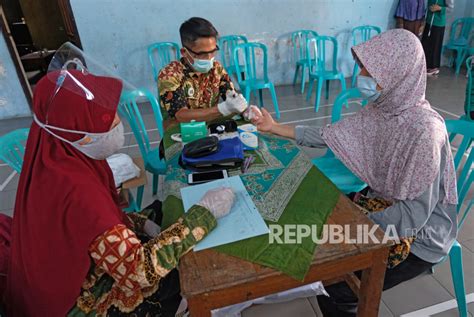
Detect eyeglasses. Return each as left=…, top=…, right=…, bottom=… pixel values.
left=184, top=45, right=220, bottom=59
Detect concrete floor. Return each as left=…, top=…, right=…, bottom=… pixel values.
left=0, top=66, right=472, bottom=316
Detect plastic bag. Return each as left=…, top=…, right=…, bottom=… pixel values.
left=211, top=281, right=328, bottom=317
left=106, top=153, right=140, bottom=187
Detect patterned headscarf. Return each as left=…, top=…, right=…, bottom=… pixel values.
left=322, top=29, right=457, bottom=205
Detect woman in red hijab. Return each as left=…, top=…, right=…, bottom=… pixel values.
left=4, top=61, right=234, bottom=316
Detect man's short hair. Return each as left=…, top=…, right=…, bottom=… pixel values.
left=179, top=17, right=218, bottom=47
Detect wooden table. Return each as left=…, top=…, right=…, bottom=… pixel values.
left=179, top=194, right=392, bottom=317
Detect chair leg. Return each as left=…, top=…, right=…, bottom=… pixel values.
left=340, top=77, right=348, bottom=108
left=315, top=79, right=324, bottom=112
left=455, top=50, right=464, bottom=75
left=258, top=89, right=264, bottom=108
left=325, top=80, right=330, bottom=100
left=449, top=241, right=468, bottom=317
left=301, top=65, right=307, bottom=94
left=152, top=173, right=158, bottom=196
left=293, top=65, right=300, bottom=86
left=455, top=49, right=468, bottom=76
left=244, top=87, right=251, bottom=104
left=306, top=78, right=314, bottom=101
left=351, top=63, right=359, bottom=88
left=123, top=191, right=138, bottom=212
left=269, top=84, right=281, bottom=119
left=136, top=185, right=144, bottom=210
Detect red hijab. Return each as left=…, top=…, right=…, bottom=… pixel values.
left=5, top=70, right=129, bottom=316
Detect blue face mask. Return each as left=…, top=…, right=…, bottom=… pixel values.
left=356, top=75, right=381, bottom=103
left=191, top=57, right=215, bottom=73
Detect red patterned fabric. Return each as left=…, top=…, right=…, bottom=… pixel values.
left=89, top=224, right=142, bottom=292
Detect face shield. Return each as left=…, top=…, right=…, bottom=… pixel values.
left=33, top=42, right=136, bottom=160
left=43, top=42, right=136, bottom=124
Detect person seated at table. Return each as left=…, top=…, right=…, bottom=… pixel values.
left=4, top=67, right=236, bottom=317
left=158, top=17, right=248, bottom=123
left=250, top=29, right=458, bottom=316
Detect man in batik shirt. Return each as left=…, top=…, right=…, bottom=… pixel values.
left=158, top=17, right=247, bottom=122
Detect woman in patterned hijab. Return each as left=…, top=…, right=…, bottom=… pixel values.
left=252, top=29, right=458, bottom=316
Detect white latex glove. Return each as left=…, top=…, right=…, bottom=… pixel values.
left=197, top=187, right=235, bottom=219
left=144, top=219, right=161, bottom=238
left=217, top=91, right=248, bottom=116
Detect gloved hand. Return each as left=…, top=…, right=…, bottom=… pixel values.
left=217, top=91, right=248, bottom=116
left=144, top=219, right=161, bottom=238
left=197, top=187, right=235, bottom=219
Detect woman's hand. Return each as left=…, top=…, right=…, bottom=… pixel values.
left=430, top=4, right=442, bottom=12
left=251, top=108, right=275, bottom=133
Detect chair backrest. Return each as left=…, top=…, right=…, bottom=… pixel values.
left=233, top=42, right=268, bottom=83
left=218, top=35, right=248, bottom=73
left=352, top=25, right=381, bottom=46
left=0, top=128, right=29, bottom=173
left=465, top=56, right=473, bottom=121
left=291, top=30, right=318, bottom=62
left=323, top=88, right=366, bottom=158
left=306, top=35, right=339, bottom=74
left=148, top=42, right=181, bottom=82
left=448, top=17, right=474, bottom=46
left=445, top=119, right=474, bottom=230
left=118, top=89, right=164, bottom=161
left=331, top=88, right=363, bottom=123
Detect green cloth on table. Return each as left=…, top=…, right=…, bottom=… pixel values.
left=160, top=122, right=340, bottom=280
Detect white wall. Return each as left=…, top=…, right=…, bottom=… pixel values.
left=69, top=0, right=471, bottom=96
left=0, top=32, right=31, bottom=119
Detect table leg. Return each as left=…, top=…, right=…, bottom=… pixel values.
left=188, top=296, right=212, bottom=317
left=357, top=248, right=389, bottom=317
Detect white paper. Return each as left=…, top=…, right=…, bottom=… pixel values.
left=180, top=176, right=268, bottom=251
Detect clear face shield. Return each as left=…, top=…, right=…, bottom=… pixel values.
left=34, top=42, right=136, bottom=160
left=44, top=42, right=136, bottom=121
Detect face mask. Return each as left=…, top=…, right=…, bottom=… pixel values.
left=34, top=115, right=125, bottom=160
left=356, top=75, right=381, bottom=103
left=191, top=57, right=215, bottom=73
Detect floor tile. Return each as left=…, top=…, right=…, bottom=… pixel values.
left=0, top=189, right=17, bottom=211
left=432, top=306, right=473, bottom=317
left=463, top=239, right=474, bottom=253
left=382, top=275, right=454, bottom=316
left=432, top=246, right=474, bottom=297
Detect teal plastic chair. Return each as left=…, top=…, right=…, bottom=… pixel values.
left=306, top=36, right=347, bottom=112
left=463, top=56, right=473, bottom=121
left=291, top=30, right=319, bottom=93
left=0, top=128, right=29, bottom=173
left=443, top=18, right=474, bottom=75
left=351, top=25, right=381, bottom=87
left=443, top=119, right=474, bottom=317
left=233, top=42, right=281, bottom=119
left=119, top=88, right=167, bottom=210
left=148, top=42, right=181, bottom=82
left=218, top=35, right=248, bottom=80
left=311, top=88, right=367, bottom=193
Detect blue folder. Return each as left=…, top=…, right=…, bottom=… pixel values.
left=181, top=136, right=244, bottom=170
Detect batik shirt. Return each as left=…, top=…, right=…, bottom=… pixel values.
left=68, top=205, right=216, bottom=316
left=158, top=58, right=234, bottom=118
